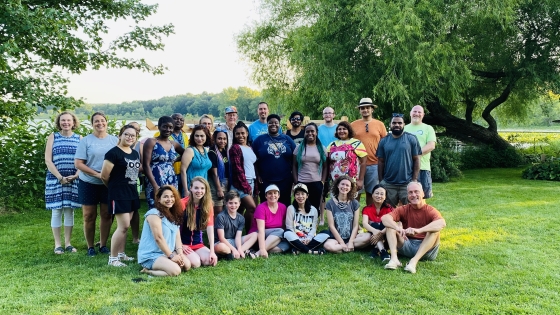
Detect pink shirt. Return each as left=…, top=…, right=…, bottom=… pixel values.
left=248, top=202, right=287, bottom=233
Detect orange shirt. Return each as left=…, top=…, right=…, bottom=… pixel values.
left=351, top=119, right=387, bottom=165
left=389, top=204, right=443, bottom=239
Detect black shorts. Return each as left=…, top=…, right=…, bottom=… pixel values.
left=109, top=199, right=140, bottom=215
left=78, top=180, right=109, bottom=205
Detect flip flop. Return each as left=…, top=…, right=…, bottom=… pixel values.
left=245, top=250, right=257, bottom=259
left=54, top=247, right=64, bottom=255
left=65, top=246, right=77, bottom=253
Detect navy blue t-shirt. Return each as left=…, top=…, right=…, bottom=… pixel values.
left=252, top=133, right=296, bottom=182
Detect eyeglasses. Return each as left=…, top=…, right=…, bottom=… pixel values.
left=123, top=133, right=137, bottom=139
left=290, top=117, right=301, bottom=121
left=323, top=112, right=334, bottom=115
left=392, top=113, right=404, bottom=117
left=366, top=123, right=369, bottom=133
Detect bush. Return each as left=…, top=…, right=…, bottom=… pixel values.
left=0, top=115, right=123, bottom=212
left=522, top=161, right=560, bottom=181
left=430, top=137, right=463, bottom=182
left=460, top=144, right=524, bottom=169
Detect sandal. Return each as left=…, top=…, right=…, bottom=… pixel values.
left=118, top=252, right=135, bottom=261
left=291, top=248, right=300, bottom=255
left=54, top=247, right=64, bottom=255
left=310, top=248, right=325, bottom=255
left=245, top=250, right=257, bottom=259
left=65, top=246, right=77, bottom=253
left=108, top=256, right=127, bottom=267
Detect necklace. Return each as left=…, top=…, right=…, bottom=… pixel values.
left=334, top=197, right=349, bottom=209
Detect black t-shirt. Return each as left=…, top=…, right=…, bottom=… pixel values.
left=286, top=129, right=305, bottom=146
left=208, top=148, right=229, bottom=181
left=105, top=146, right=140, bottom=200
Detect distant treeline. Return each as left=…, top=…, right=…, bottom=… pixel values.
left=39, top=87, right=263, bottom=121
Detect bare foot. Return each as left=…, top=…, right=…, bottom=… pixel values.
left=140, top=268, right=149, bottom=274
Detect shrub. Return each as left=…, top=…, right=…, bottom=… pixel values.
left=430, top=137, right=463, bottom=182
left=0, top=115, right=122, bottom=212
left=460, top=144, right=524, bottom=169
left=522, top=161, right=560, bottom=181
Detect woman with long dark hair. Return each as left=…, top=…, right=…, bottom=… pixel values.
left=138, top=185, right=190, bottom=276
left=208, top=127, right=229, bottom=216
left=180, top=125, right=212, bottom=196
left=229, top=121, right=258, bottom=231
left=284, top=183, right=329, bottom=255
left=292, top=122, right=328, bottom=212
left=326, top=121, right=367, bottom=191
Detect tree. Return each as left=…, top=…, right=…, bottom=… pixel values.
left=237, top=0, right=560, bottom=148
left=0, top=0, right=174, bottom=128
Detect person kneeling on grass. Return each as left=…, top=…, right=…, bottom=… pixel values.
left=247, top=184, right=290, bottom=258
left=180, top=176, right=218, bottom=268
left=284, top=183, right=329, bottom=255
left=214, top=190, right=258, bottom=259
left=381, top=182, right=446, bottom=274
left=322, top=175, right=370, bottom=253
left=138, top=185, right=190, bottom=276
left=362, top=184, right=394, bottom=262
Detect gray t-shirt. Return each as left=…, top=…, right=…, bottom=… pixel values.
left=376, top=132, right=421, bottom=185
left=215, top=211, right=245, bottom=240
left=293, top=144, right=323, bottom=182
left=325, top=198, right=360, bottom=239
left=74, top=134, right=118, bottom=184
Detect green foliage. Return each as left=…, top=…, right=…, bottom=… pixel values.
left=522, top=161, right=560, bottom=181
left=460, top=145, right=524, bottom=169
left=237, top=0, right=560, bottom=146
left=430, top=137, right=463, bottom=182
left=0, top=0, right=174, bottom=129
left=0, top=116, right=121, bottom=212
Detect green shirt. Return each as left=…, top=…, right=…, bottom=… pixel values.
left=403, top=123, right=436, bottom=171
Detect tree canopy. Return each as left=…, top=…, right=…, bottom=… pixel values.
left=0, top=0, right=173, bottom=128
left=237, top=0, right=560, bottom=147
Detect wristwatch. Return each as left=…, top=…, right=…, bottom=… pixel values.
left=168, top=253, right=175, bottom=259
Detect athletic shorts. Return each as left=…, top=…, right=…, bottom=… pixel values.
left=419, top=170, right=433, bottom=198
left=108, top=199, right=140, bottom=215
left=360, top=164, right=379, bottom=194
left=215, top=238, right=237, bottom=248
left=399, top=239, right=439, bottom=261
left=78, top=180, right=109, bottom=205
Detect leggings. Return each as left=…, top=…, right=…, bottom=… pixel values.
left=51, top=208, right=74, bottom=228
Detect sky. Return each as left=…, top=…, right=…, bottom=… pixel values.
left=67, top=1, right=260, bottom=104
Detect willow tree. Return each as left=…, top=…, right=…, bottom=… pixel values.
left=238, top=0, right=560, bottom=148
left=0, top=1, right=174, bottom=128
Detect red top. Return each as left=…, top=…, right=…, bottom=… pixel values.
left=362, top=204, right=393, bottom=223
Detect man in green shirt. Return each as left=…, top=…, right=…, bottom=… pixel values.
left=403, top=105, right=436, bottom=198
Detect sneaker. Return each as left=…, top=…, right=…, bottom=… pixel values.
left=380, top=249, right=390, bottom=262
left=87, top=247, right=97, bottom=257
left=99, top=246, right=110, bottom=254
left=369, top=248, right=380, bottom=259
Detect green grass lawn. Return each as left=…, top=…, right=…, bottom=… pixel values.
left=1, top=168, right=559, bottom=314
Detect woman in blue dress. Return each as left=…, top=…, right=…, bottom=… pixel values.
left=143, top=116, right=185, bottom=208
left=45, top=111, right=82, bottom=254
left=180, top=125, right=212, bottom=197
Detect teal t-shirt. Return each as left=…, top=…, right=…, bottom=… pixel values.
left=403, top=123, right=436, bottom=171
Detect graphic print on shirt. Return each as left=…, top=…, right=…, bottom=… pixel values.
left=125, top=157, right=141, bottom=184
left=333, top=211, right=353, bottom=239
left=267, top=140, right=286, bottom=159
left=329, top=142, right=360, bottom=180
left=293, top=212, right=314, bottom=240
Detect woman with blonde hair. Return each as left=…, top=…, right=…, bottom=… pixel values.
left=45, top=111, right=81, bottom=254
left=180, top=176, right=218, bottom=268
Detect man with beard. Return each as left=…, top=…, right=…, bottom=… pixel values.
left=248, top=102, right=282, bottom=143
left=155, top=113, right=188, bottom=196
left=351, top=98, right=387, bottom=205
left=403, top=105, right=436, bottom=198
left=285, top=111, right=305, bottom=145
left=381, top=182, right=446, bottom=274
left=376, top=114, right=421, bottom=207
left=317, top=107, right=337, bottom=147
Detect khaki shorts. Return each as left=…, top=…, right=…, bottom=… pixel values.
left=209, top=179, right=228, bottom=207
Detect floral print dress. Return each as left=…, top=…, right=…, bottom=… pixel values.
left=145, top=142, right=179, bottom=208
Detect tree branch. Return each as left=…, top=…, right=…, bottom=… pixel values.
left=465, top=95, right=475, bottom=123
left=481, top=80, right=515, bottom=132
left=471, top=69, right=507, bottom=79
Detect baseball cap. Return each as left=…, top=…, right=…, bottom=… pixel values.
left=292, top=183, right=309, bottom=194
left=225, top=106, right=238, bottom=114
left=265, top=184, right=280, bottom=194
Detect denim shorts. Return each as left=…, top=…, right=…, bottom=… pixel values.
left=215, top=238, right=237, bottom=248
left=232, top=178, right=254, bottom=199
left=140, top=257, right=159, bottom=270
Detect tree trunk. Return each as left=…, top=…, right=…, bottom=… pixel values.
left=423, top=98, right=512, bottom=150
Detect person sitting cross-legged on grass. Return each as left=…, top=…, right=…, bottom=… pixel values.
left=214, top=190, right=258, bottom=259
left=322, top=175, right=370, bottom=253
left=247, top=184, right=290, bottom=258
left=381, top=182, right=446, bottom=274
left=362, top=184, right=394, bottom=262
left=138, top=185, right=190, bottom=276
left=284, top=183, right=329, bottom=255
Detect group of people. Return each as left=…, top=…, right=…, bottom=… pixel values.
left=44, top=98, right=446, bottom=276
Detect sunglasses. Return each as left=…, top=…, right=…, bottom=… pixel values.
left=290, top=117, right=302, bottom=121
left=366, top=123, right=369, bottom=133
left=392, top=113, right=404, bottom=117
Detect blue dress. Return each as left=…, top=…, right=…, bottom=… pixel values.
left=186, top=146, right=212, bottom=188
left=146, top=142, right=179, bottom=208
left=45, top=133, right=81, bottom=210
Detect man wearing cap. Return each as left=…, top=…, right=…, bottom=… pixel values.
left=351, top=98, right=387, bottom=205
left=221, top=106, right=238, bottom=150
left=403, top=105, right=436, bottom=198
left=381, top=182, right=445, bottom=274
left=376, top=114, right=422, bottom=207
left=248, top=102, right=282, bottom=143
